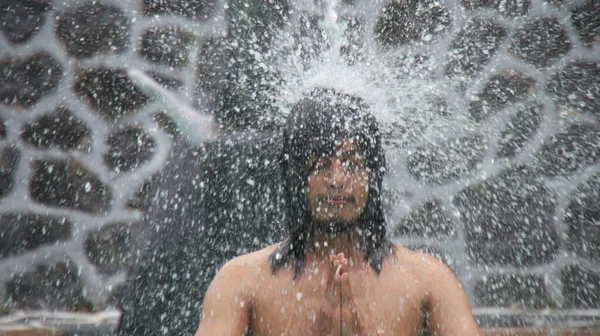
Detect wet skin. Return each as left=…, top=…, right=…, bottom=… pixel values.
left=305, top=139, right=370, bottom=226
left=195, top=139, right=482, bottom=336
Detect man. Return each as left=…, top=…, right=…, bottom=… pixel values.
left=195, top=88, right=482, bottom=335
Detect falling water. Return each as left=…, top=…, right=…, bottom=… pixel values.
left=133, top=0, right=600, bottom=327
left=0, top=0, right=599, bottom=333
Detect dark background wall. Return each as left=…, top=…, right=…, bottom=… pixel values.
left=0, top=0, right=599, bottom=331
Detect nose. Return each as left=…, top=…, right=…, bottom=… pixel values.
left=325, top=159, right=347, bottom=189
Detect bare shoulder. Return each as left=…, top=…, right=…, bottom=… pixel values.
left=197, top=245, right=280, bottom=335
left=214, top=243, right=280, bottom=283
left=391, top=244, right=458, bottom=284
left=388, top=244, right=482, bottom=335
left=201, top=243, right=280, bottom=310
left=221, top=243, right=280, bottom=269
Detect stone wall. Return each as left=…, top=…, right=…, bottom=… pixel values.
left=0, top=0, right=224, bottom=313
left=0, top=0, right=599, bottom=320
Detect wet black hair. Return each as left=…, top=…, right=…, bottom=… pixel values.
left=270, top=87, right=393, bottom=278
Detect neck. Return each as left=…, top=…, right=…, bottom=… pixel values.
left=305, top=226, right=365, bottom=266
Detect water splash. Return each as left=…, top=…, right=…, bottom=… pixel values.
left=270, top=0, right=477, bottom=156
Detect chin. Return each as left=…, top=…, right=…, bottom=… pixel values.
left=314, top=216, right=360, bottom=234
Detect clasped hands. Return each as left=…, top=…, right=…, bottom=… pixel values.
left=314, top=253, right=365, bottom=335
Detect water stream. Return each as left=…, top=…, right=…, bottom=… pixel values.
left=0, top=0, right=599, bottom=333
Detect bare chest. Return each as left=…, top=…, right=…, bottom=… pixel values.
left=249, top=272, right=426, bottom=336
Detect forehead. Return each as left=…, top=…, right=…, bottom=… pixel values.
left=338, top=138, right=357, bottom=151
left=328, top=138, right=363, bottom=157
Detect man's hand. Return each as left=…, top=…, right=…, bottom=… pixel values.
left=315, top=253, right=365, bottom=335
left=330, top=252, right=349, bottom=282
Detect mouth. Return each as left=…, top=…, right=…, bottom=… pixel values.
left=321, top=195, right=354, bottom=206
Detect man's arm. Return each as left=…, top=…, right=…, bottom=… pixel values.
left=195, top=259, right=252, bottom=336
left=424, top=256, right=482, bottom=336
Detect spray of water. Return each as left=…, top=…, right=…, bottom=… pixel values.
left=270, top=0, right=475, bottom=155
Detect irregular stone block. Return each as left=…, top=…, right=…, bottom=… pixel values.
left=140, top=26, right=194, bottom=67
left=393, top=199, right=456, bottom=238
left=473, top=274, right=552, bottom=309
left=562, top=265, right=600, bottom=308
left=56, top=3, right=130, bottom=58
left=468, top=69, right=535, bottom=121
left=3, top=260, right=93, bottom=311
left=381, top=96, right=452, bottom=148
left=85, top=222, right=140, bottom=275
left=20, top=106, right=91, bottom=151
left=542, top=0, right=566, bottom=6
left=453, top=166, right=560, bottom=266
left=75, top=68, right=149, bottom=120
left=195, top=37, right=228, bottom=113
left=0, top=144, right=20, bottom=200
left=534, top=123, right=600, bottom=177
left=0, top=117, right=5, bottom=138
left=195, top=37, right=228, bottom=96
left=427, top=96, right=451, bottom=117
left=380, top=121, right=408, bottom=149
left=462, top=0, right=530, bottom=17
left=126, top=175, right=159, bottom=212
left=462, top=0, right=531, bottom=17
left=144, top=0, right=217, bottom=20
left=407, top=135, right=486, bottom=185
left=153, top=111, right=182, bottom=136
left=374, top=0, right=451, bottom=47
left=509, top=17, right=571, bottom=68
left=564, top=172, right=600, bottom=261
left=546, top=61, right=600, bottom=117
left=571, top=0, right=600, bottom=47
left=29, top=159, right=112, bottom=214
left=0, top=53, right=63, bottom=107
left=103, top=127, right=156, bottom=173
left=105, top=283, right=126, bottom=308
left=0, top=0, right=51, bottom=44
left=0, top=213, right=72, bottom=260
left=445, top=19, right=507, bottom=78
left=497, top=103, right=543, bottom=158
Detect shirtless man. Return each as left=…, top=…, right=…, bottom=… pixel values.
left=195, top=88, right=482, bottom=336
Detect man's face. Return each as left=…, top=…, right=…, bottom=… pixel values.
left=305, top=138, right=370, bottom=227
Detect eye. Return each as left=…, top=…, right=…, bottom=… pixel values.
left=342, top=159, right=365, bottom=171
left=314, top=157, right=332, bottom=172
